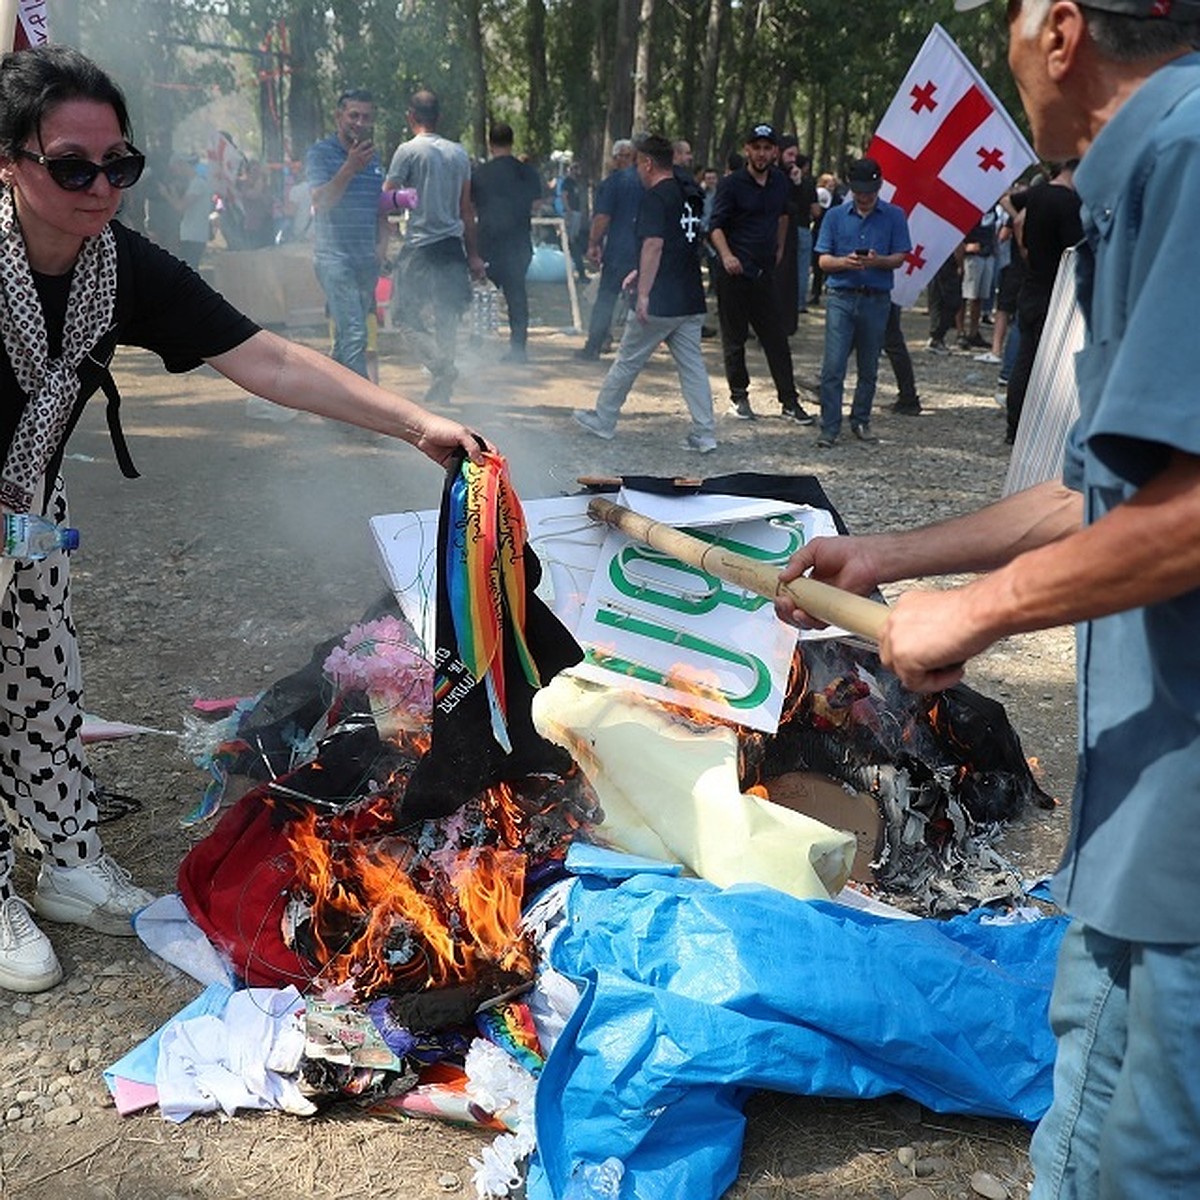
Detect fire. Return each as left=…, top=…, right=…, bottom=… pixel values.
left=285, top=807, right=532, bottom=998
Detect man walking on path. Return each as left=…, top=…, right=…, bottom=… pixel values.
left=385, top=89, right=485, bottom=404
left=708, top=123, right=812, bottom=424
left=577, top=140, right=641, bottom=360
left=778, top=3, right=1200, bottom=1195
left=471, top=123, right=543, bottom=364
left=813, top=157, right=911, bottom=447
left=573, top=135, right=717, bottom=453
left=306, top=89, right=387, bottom=379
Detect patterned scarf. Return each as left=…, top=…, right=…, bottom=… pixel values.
left=0, top=185, right=118, bottom=513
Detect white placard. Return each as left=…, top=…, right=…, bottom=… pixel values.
left=370, top=493, right=839, bottom=731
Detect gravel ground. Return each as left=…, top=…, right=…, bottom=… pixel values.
left=0, top=282, right=1076, bottom=1199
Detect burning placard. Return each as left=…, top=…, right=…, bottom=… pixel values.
left=372, top=489, right=837, bottom=734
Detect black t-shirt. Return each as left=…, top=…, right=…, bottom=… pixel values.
left=709, top=166, right=790, bottom=272
left=1013, top=183, right=1083, bottom=323
left=471, top=156, right=543, bottom=256
left=1, top=220, right=259, bottom=464
left=636, top=178, right=706, bottom=318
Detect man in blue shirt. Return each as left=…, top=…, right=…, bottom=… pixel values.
left=306, top=89, right=387, bottom=379
left=777, top=2, right=1200, bottom=1195
left=577, top=140, right=641, bottom=360
left=812, top=157, right=911, bottom=447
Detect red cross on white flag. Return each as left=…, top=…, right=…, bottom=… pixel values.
left=866, top=24, right=1037, bottom=308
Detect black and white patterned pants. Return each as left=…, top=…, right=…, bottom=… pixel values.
left=0, top=478, right=100, bottom=898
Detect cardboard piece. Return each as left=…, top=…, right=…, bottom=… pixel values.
left=762, top=772, right=882, bottom=884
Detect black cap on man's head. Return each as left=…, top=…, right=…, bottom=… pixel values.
left=848, top=157, right=883, bottom=193
left=745, top=122, right=779, bottom=146
left=956, top=0, right=1200, bottom=15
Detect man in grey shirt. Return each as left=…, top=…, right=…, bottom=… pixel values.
left=386, top=89, right=485, bottom=404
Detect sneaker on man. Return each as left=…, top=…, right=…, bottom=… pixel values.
left=927, top=338, right=949, bottom=356
left=816, top=433, right=838, bottom=449
left=890, top=399, right=922, bottom=416
left=683, top=432, right=718, bottom=454
left=0, top=896, right=63, bottom=993
left=34, top=854, right=155, bottom=937
left=850, top=422, right=879, bottom=444
left=572, top=409, right=616, bottom=440
left=728, top=397, right=755, bottom=420
left=966, top=332, right=989, bottom=349
left=780, top=403, right=815, bottom=426
left=974, top=350, right=1001, bottom=365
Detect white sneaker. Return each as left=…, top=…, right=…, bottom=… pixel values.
left=0, top=896, right=63, bottom=993
left=572, top=409, right=616, bottom=440
left=683, top=432, right=718, bottom=454
left=974, top=351, right=1002, bottom=365
left=34, top=854, right=155, bottom=937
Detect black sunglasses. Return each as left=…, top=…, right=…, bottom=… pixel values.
left=16, top=147, right=145, bottom=192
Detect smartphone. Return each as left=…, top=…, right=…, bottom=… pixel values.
left=855, top=247, right=870, bottom=257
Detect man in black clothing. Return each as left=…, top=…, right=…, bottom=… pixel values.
left=573, top=134, right=717, bottom=452
left=707, top=123, right=812, bottom=424
left=1005, top=161, right=1082, bottom=443
left=471, top=123, right=543, bottom=362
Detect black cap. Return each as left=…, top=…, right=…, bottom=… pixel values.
left=848, top=157, right=883, bottom=193
left=745, top=122, right=779, bottom=146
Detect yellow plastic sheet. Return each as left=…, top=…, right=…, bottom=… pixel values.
left=532, top=674, right=854, bottom=900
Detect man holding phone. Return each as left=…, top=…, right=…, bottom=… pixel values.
left=813, top=156, right=912, bottom=447
left=306, top=88, right=388, bottom=379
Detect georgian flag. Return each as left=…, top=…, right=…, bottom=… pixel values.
left=10, top=0, right=50, bottom=49
left=867, top=24, right=1037, bottom=308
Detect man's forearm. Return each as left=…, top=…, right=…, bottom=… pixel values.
left=867, top=480, right=1083, bottom=584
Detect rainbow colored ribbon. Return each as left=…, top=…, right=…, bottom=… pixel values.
left=444, top=452, right=541, bottom=752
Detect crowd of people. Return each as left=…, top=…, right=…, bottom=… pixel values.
left=4, top=6, right=1200, bottom=1198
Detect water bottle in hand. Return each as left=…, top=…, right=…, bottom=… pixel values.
left=2, top=512, right=80, bottom=560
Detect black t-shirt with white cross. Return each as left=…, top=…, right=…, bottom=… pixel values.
left=635, top=178, right=707, bottom=319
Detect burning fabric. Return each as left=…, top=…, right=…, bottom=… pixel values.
left=142, top=469, right=1064, bottom=1198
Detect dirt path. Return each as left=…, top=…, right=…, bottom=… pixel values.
left=0, top=282, right=1074, bottom=1200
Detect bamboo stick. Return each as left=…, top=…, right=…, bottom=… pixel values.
left=587, top=496, right=889, bottom=642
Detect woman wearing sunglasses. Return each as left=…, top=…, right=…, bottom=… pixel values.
left=0, top=45, right=490, bottom=993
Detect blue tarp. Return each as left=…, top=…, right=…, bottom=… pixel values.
left=528, top=874, right=1065, bottom=1200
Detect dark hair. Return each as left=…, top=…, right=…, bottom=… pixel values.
left=488, top=122, right=514, bottom=148
left=0, top=45, right=132, bottom=158
left=633, top=132, right=673, bottom=171
left=408, top=89, right=440, bottom=127
left=337, top=88, right=373, bottom=108
left=726, top=151, right=744, bottom=173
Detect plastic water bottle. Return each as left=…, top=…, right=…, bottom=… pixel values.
left=2, top=512, right=80, bottom=560
left=562, top=1157, right=624, bottom=1199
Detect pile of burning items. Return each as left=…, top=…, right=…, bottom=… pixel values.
left=111, top=462, right=1063, bottom=1200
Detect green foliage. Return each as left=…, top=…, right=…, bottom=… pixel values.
left=67, top=0, right=1035, bottom=182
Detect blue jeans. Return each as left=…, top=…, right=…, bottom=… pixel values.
left=817, top=288, right=891, bottom=438
left=1029, top=921, right=1200, bottom=1199
left=796, top=227, right=813, bottom=311
left=314, top=256, right=377, bottom=378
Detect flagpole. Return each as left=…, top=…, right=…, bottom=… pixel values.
left=0, top=0, right=18, bottom=53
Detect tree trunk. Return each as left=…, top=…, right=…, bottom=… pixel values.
left=693, top=0, right=724, bottom=169
left=631, top=0, right=654, bottom=134
left=602, top=0, right=637, bottom=153
left=286, top=2, right=324, bottom=159
left=527, top=0, right=551, bottom=161
left=676, top=0, right=701, bottom=153
left=463, top=0, right=489, bottom=155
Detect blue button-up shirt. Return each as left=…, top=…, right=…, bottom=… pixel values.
left=1057, top=52, right=1200, bottom=943
left=814, top=196, right=911, bottom=292
left=306, top=134, right=384, bottom=268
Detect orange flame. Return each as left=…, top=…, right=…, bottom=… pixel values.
left=286, top=809, right=531, bottom=997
